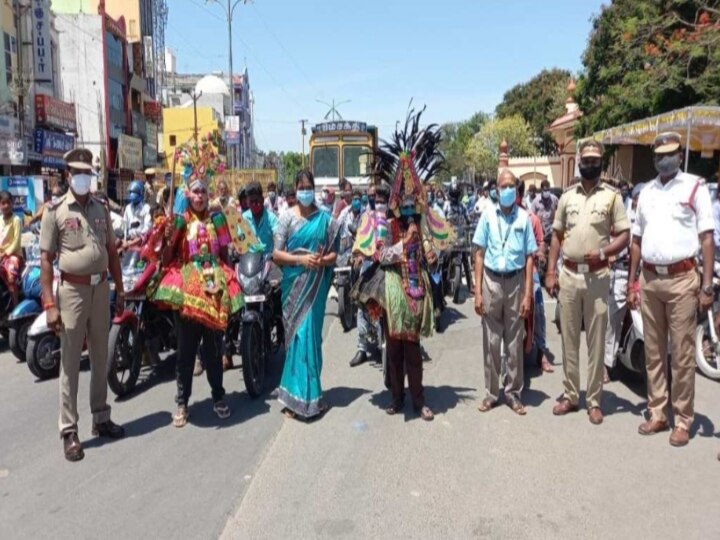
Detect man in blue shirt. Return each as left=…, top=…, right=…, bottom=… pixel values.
left=473, top=169, right=536, bottom=416
left=243, top=181, right=278, bottom=256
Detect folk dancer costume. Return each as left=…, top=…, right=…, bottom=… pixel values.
left=150, top=135, right=244, bottom=423
left=353, top=108, right=455, bottom=418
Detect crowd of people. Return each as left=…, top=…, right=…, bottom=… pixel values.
left=28, top=125, right=719, bottom=463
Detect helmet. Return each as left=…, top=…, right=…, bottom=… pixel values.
left=128, top=180, right=144, bottom=205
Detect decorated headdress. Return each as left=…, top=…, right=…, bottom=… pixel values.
left=375, top=105, right=444, bottom=218
left=172, top=132, right=226, bottom=213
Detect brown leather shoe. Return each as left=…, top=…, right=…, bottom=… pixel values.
left=63, top=432, right=84, bottom=462
left=638, top=418, right=670, bottom=436
left=552, top=398, right=579, bottom=416
left=669, top=426, right=689, bottom=447
left=222, top=355, right=233, bottom=371
left=588, top=407, right=604, bottom=425
left=92, top=420, right=125, bottom=439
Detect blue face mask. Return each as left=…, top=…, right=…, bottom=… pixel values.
left=352, top=199, right=362, bottom=212
left=297, top=189, right=314, bottom=207
left=490, top=188, right=498, bottom=201
left=362, top=195, right=368, bottom=205
left=499, top=187, right=517, bottom=208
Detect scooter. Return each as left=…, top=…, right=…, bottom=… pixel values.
left=232, top=251, right=284, bottom=398
left=7, top=262, right=42, bottom=361
left=694, top=263, right=720, bottom=380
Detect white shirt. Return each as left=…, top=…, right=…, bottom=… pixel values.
left=473, top=196, right=492, bottom=216
left=633, top=172, right=714, bottom=265
left=122, top=202, right=152, bottom=241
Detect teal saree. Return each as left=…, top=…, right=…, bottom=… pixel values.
left=277, top=210, right=339, bottom=418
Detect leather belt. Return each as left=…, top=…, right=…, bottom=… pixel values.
left=60, top=271, right=108, bottom=286
left=643, top=258, right=695, bottom=276
left=486, top=268, right=522, bottom=279
left=563, top=259, right=609, bottom=273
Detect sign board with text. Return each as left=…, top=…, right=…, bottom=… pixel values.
left=31, top=0, right=53, bottom=86
left=35, top=95, right=77, bottom=132
left=118, top=134, right=143, bottom=171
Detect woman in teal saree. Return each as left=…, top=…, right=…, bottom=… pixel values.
left=273, top=169, right=340, bottom=419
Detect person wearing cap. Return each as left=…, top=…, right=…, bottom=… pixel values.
left=39, top=148, right=126, bottom=462
left=627, top=132, right=715, bottom=447
left=474, top=170, right=537, bottom=415
left=604, top=182, right=645, bottom=381
left=546, top=140, right=630, bottom=425
left=144, top=168, right=157, bottom=206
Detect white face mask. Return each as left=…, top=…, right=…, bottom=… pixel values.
left=70, top=174, right=92, bottom=196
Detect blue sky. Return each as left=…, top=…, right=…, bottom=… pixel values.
left=167, top=0, right=606, bottom=152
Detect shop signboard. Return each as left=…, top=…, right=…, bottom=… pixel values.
left=118, top=134, right=143, bottom=171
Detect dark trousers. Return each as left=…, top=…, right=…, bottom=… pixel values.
left=175, top=315, right=225, bottom=406
left=461, top=252, right=474, bottom=291
left=387, top=337, right=424, bottom=409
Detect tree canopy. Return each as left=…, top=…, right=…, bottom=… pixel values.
left=495, top=68, right=571, bottom=152
left=464, top=115, right=537, bottom=180
left=438, top=111, right=488, bottom=181
left=575, top=0, right=720, bottom=136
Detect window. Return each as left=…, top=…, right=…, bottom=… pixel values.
left=343, top=145, right=372, bottom=177
left=105, top=32, right=123, bottom=70
left=312, top=146, right=339, bottom=179
left=3, top=33, right=12, bottom=86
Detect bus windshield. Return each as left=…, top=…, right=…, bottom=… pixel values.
left=312, top=146, right=339, bottom=178
left=343, top=145, right=372, bottom=177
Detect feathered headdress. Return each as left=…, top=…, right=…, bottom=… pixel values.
left=374, top=105, right=444, bottom=218
left=172, top=132, right=226, bottom=214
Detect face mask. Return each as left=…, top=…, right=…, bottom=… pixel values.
left=499, top=187, right=517, bottom=208
left=489, top=189, right=498, bottom=202
left=351, top=199, right=361, bottom=212
left=362, top=195, right=368, bottom=205
left=541, top=190, right=550, bottom=199
left=654, top=154, right=681, bottom=177
left=51, top=195, right=60, bottom=204
left=297, top=189, right=314, bottom=207
left=268, top=191, right=277, bottom=201
left=368, top=197, right=376, bottom=210
left=70, top=174, right=92, bottom=196
left=579, top=164, right=602, bottom=181
left=375, top=203, right=388, bottom=214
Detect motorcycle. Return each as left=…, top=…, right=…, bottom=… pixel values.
left=7, top=246, right=43, bottom=361
left=233, top=251, right=284, bottom=398
left=334, top=247, right=357, bottom=331
left=695, top=263, right=720, bottom=380
left=107, top=249, right=176, bottom=397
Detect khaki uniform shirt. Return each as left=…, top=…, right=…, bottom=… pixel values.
left=553, top=182, right=629, bottom=262
left=39, top=191, right=115, bottom=275
left=144, top=182, right=156, bottom=206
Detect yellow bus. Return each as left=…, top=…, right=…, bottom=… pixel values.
left=309, top=121, right=378, bottom=191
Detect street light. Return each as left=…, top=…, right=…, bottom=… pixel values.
left=206, top=0, right=251, bottom=171
left=316, top=99, right=351, bottom=121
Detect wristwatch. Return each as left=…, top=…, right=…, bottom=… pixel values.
left=599, top=248, right=606, bottom=261
left=702, top=285, right=714, bottom=296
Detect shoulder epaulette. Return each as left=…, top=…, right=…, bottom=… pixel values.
left=601, top=182, right=619, bottom=192
left=45, top=195, right=66, bottom=210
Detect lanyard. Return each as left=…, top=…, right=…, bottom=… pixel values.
left=496, top=212, right=514, bottom=252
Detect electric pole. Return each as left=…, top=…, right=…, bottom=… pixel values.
left=300, top=119, right=308, bottom=167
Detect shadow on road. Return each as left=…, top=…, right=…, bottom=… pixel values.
left=368, top=385, right=475, bottom=418
left=324, top=386, right=371, bottom=409
left=83, top=410, right=172, bottom=450
left=115, top=355, right=177, bottom=403
left=440, top=307, right=467, bottom=328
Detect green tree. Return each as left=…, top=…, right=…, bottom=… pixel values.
left=438, top=111, right=489, bottom=181
left=281, top=151, right=308, bottom=189
left=495, top=68, right=571, bottom=152
left=575, top=0, right=720, bottom=136
left=465, top=115, right=537, bottom=180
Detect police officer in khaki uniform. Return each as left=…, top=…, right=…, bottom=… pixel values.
left=144, top=167, right=157, bottom=206
left=546, top=140, right=630, bottom=425
left=40, top=148, right=126, bottom=462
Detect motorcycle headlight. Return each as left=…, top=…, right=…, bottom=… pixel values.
left=240, top=274, right=262, bottom=295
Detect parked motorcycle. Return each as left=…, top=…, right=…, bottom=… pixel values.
left=107, top=250, right=176, bottom=397
left=7, top=262, right=42, bottom=361
left=334, top=248, right=357, bottom=331
left=695, top=263, right=720, bottom=380
left=233, top=251, right=284, bottom=398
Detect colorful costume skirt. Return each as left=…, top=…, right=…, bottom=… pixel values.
left=384, top=269, right=433, bottom=342
left=152, top=262, right=243, bottom=331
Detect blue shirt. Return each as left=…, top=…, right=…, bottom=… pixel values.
left=243, top=208, right=279, bottom=256
left=472, top=205, right=537, bottom=273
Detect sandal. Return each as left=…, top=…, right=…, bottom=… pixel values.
left=173, top=405, right=189, bottom=428
left=283, top=408, right=298, bottom=420
left=477, top=398, right=496, bottom=413
left=213, top=400, right=231, bottom=420
left=385, top=403, right=403, bottom=415
left=507, top=398, right=527, bottom=416
left=418, top=406, right=434, bottom=421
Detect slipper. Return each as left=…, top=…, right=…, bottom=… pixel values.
left=213, top=400, right=231, bottom=420
left=477, top=398, right=495, bottom=413
left=283, top=408, right=298, bottom=420
left=386, top=403, right=403, bottom=415
left=507, top=398, right=527, bottom=416
left=418, top=406, right=434, bottom=421
left=541, top=359, right=555, bottom=373
left=173, top=405, right=189, bottom=428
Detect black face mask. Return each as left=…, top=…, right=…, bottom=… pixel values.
left=368, top=196, right=376, bottom=210
left=579, top=164, right=602, bottom=181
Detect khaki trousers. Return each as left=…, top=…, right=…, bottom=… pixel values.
left=558, top=266, right=610, bottom=408
left=482, top=270, right=525, bottom=402
left=57, top=280, right=112, bottom=435
left=640, top=269, right=698, bottom=430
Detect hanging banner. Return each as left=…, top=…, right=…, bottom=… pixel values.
left=0, top=177, right=40, bottom=218
left=35, top=95, right=77, bottom=132
left=31, top=0, right=53, bottom=86
left=118, top=133, right=143, bottom=170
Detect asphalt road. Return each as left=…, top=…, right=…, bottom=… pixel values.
left=1, top=290, right=719, bottom=540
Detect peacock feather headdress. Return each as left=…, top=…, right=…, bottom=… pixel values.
left=175, top=132, right=226, bottom=191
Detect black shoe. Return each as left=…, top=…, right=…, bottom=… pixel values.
left=62, top=432, right=84, bottom=462
left=92, top=420, right=125, bottom=439
left=350, top=351, right=367, bottom=367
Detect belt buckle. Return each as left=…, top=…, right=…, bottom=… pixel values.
left=655, top=266, right=669, bottom=276
left=577, top=264, right=589, bottom=273
left=89, top=273, right=102, bottom=286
